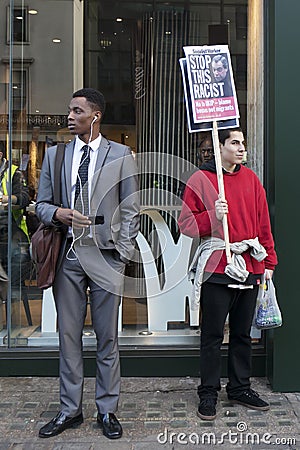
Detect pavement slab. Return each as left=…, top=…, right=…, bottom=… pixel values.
left=0, top=377, right=299, bottom=449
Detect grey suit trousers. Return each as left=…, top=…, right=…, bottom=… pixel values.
left=53, top=240, right=125, bottom=417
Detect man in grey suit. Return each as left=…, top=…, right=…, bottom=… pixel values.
left=37, top=88, right=140, bottom=439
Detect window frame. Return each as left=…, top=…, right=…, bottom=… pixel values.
left=6, top=5, right=30, bottom=45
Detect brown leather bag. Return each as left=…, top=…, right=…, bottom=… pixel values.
left=31, top=143, right=65, bottom=289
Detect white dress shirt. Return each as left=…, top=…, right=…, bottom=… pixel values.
left=71, top=134, right=102, bottom=210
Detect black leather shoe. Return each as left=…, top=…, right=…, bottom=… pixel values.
left=97, top=413, right=122, bottom=439
left=39, top=411, right=83, bottom=438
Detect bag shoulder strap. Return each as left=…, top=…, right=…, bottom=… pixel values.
left=53, top=143, right=65, bottom=206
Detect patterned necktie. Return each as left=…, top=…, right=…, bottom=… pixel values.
left=74, top=145, right=90, bottom=215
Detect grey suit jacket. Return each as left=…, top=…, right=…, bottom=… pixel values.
left=35, top=137, right=140, bottom=264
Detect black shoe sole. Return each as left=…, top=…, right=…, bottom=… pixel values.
left=39, top=417, right=83, bottom=438
left=103, top=430, right=123, bottom=440
left=228, top=399, right=270, bottom=411
left=97, top=420, right=123, bottom=440
left=197, top=410, right=216, bottom=421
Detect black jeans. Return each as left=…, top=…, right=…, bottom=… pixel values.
left=198, top=282, right=259, bottom=399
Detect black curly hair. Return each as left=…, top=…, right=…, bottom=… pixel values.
left=72, top=88, right=106, bottom=116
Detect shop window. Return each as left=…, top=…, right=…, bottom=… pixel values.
left=1, top=0, right=259, bottom=352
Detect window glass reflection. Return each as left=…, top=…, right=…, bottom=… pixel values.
left=1, top=0, right=255, bottom=349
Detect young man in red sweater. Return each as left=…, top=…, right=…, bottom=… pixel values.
left=178, top=127, right=277, bottom=420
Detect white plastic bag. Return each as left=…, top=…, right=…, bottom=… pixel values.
left=255, top=277, right=282, bottom=329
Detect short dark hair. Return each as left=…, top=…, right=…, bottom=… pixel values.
left=73, top=88, right=106, bottom=116
left=198, top=131, right=212, bottom=148
left=218, top=127, right=243, bottom=145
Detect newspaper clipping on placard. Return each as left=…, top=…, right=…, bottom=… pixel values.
left=181, top=45, right=240, bottom=132
left=179, top=58, right=239, bottom=133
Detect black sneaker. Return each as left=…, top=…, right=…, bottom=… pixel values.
left=197, top=398, right=217, bottom=420
left=228, top=389, right=269, bottom=411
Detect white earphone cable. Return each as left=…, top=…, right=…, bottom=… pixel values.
left=66, top=118, right=95, bottom=260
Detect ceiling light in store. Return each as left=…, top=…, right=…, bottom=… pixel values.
left=52, top=38, right=61, bottom=43
left=165, top=31, right=172, bottom=35
left=35, top=109, right=39, bottom=113
left=29, top=9, right=38, bottom=15
left=116, top=17, right=123, bottom=22
left=100, top=39, right=112, bottom=47
left=16, top=16, right=23, bottom=20
left=13, top=85, right=18, bottom=89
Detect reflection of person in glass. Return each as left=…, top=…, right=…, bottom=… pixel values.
left=177, top=132, right=214, bottom=199
left=197, top=133, right=214, bottom=164
left=211, top=54, right=233, bottom=97
left=0, top=142, right=30, bottom=296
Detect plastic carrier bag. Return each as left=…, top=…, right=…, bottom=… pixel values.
left=255, top=276, right=282, bottom=329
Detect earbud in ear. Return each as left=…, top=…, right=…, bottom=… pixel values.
left=91, top=116, right=97, bottom=125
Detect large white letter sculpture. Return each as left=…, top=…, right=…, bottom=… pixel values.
left=135, top=208, right=199, bottom=331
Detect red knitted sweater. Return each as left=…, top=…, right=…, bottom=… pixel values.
left=178, top=163, right=278, bottom=274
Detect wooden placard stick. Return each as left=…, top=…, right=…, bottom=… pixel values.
left=212, top=120, right=231, bottom=264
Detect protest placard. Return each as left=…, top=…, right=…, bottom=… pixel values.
left=180, top=45, right=240, bottom=263
left=183, top=45, right=239, bottom=125
left=179, top=57, right=239, bottom=133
